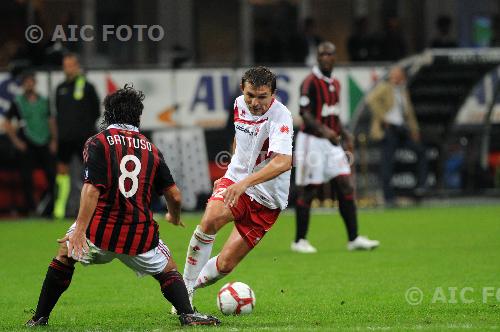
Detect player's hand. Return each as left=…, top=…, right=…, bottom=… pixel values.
left=57, top=234, right=69, bottom=243
left=14, top=139, right=27, bottom=152
left=213, top=178, right=222, bottom=190
left=166, top=212, right=185, bottom=227
left=411, top=131, right=421, bottom=143
left=321, top=126, right=340, bottom=145
left=222, top=181, right=247, bottom=208
left=344, top=138, right=354, bottom=154
left=65, top=230, right=89, bottom=261
left=49, top=139, right=57, bottom=155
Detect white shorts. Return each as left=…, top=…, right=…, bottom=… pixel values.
left=66, top=223, right=171, bottom=277
left=294, top=131, right=351, bottom=186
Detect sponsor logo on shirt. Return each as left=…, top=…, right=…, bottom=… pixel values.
left=235, top=124, right=258, bottom=136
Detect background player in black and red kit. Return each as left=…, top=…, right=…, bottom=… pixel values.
left=292, top=42, right=380, bottom=253
left=26, top=85, right=219, bottom=327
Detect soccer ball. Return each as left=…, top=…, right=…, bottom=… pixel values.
left=217, top=282, right=256, bottom=315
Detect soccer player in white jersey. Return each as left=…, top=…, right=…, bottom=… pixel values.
left=180, top=67, right=293, bottom=307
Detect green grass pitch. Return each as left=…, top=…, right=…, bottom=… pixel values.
left=1, top=205, right=499, bottom=331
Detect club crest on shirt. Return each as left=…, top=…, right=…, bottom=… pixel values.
left=299, top=95, right=310, bottom=107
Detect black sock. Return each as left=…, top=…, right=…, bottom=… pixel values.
left=295, top=203, right=311, bottom=242
left=337, top=193, right=358, bottom=241
left=34, top=258, right=74, bottom=319
left=154, top=271, right=194, bottom=315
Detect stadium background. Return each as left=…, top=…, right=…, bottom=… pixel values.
left=0, top=1, right=499, bottom=331
left=0, top=0, right=500, bottom=213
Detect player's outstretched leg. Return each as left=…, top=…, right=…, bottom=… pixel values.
left=193, top=255, right=228, bottom=289
left=26, top=240, right=76, bottom=327
left=195, top=227, right=251, bottom=289
left=155, top=258, right=220, bottom=326
left=182, top=200, right=233, bottom=295
left=183, top=225, right=216, bottom=290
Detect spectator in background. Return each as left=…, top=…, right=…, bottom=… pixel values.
left=347, top=16, right=376, bottom=62
left=0, top=62, right=24, bottom=116
left=3, top=71, right=57, bottom=216
left=377, top=16, right=407, bottom=61
left=366, top=66, right=427, bottom=206
left=254, top=19, right=285, bottom=64
left=430, top=15, right=458, bottom=48
left=491, top=15, right=500, bottom=47
left=54, top=53, right=100, bottom=219
left=290, top=17, right=323, bottom=66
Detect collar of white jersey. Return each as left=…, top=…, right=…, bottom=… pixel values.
left=312, top=66, right=335, bottom=84
left=107, top=124, right=139, bottom=132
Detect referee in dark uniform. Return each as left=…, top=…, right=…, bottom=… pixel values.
left=54, top=53, right=100, bottom=219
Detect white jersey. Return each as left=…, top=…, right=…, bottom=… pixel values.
left=225, top=95, right=293, bottom=210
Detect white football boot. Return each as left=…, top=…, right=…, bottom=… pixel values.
left=291, top=239, right=318, bottom=253
left=347, top=235, right=380, bottom=251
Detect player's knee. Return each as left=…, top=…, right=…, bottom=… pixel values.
left=153, top=269, right=182, bottom=286
left=337, top=177, right=354, bottom=196
left=296, top=195, right=313, bottom=207
left=199, top=218, right=218, bottom=234
left=56, top=242, right=75, bottom=266
left=163, top=258, right=178, bottom=273
left=200, top=212, right=226, bottom=235
left=296, top=186, right=316, bottom=206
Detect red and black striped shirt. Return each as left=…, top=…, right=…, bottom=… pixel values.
left=299, top=71, right=341, bottom=136
left=83, top=125, right=175, bottom=255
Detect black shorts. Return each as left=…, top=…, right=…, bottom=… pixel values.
left=57, top=138, right=87, bottom=164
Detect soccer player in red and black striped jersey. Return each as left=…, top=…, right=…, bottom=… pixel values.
left=26, top=85, right=219, bottom=327
left=292, top=42, right=380, bottom=253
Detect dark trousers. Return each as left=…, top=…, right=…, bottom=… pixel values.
left=381, top=125, right=427, bottom=202
left=19, top=141, right=56, bottom=215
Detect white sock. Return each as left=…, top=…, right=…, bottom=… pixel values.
left=183, top=225, right=216, bottom=288
left=194, top=255, right=228, bottom=289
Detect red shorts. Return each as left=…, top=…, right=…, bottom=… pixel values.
left=209, top=178, right=280, bottom=248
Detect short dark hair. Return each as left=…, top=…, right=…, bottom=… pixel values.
left=20, top=70, right=36, bottom=83
left=241, top=66, right=276, bottom=93
left=63, top=52, right=80, bottom=63
left=317, top=41, right=336, bottom=54
left=101, top=84, right=144, bottom=129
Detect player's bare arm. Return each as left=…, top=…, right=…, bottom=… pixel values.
left=64, top=183, right=100, bottom=261
left=163, top=184, right=184, bottom=227
left=222, top=153, right=292, bottom=207
left=48, top=116, right=58, bottom=154
left=337, top=118, right=354, bottom=152
left=301, top=111, right=340, bottom=145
